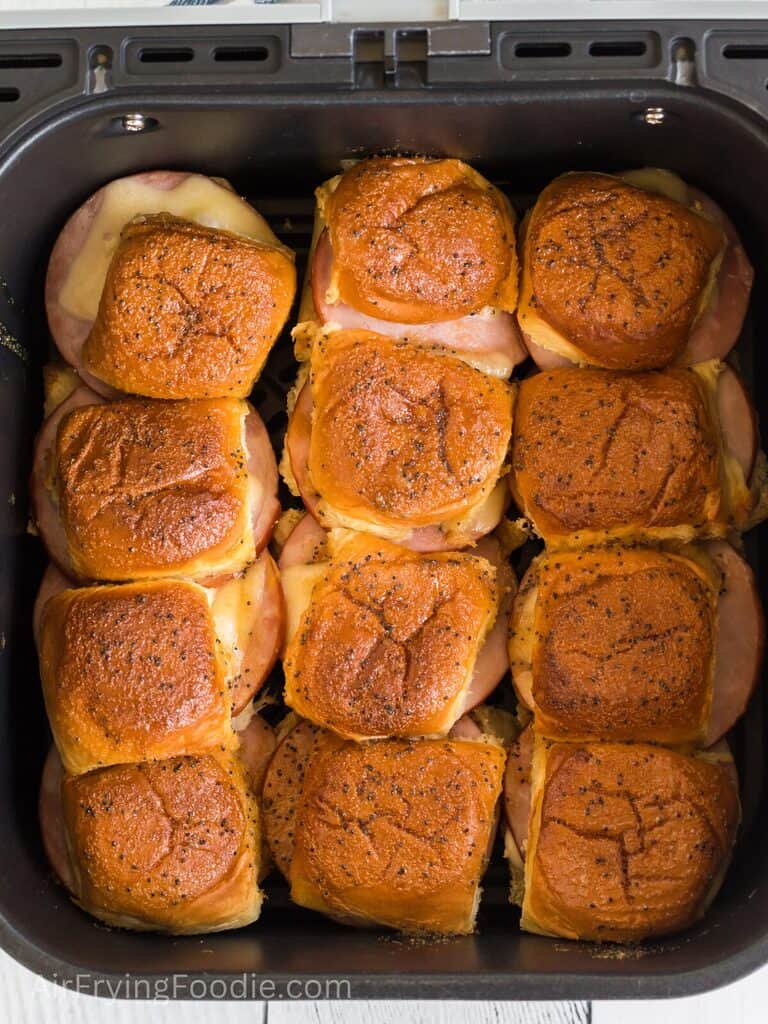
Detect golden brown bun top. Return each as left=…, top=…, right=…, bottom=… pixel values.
left=309, top=330, right=514, bottom=528
left=511, top=366, right=722, bottom=544
left=292, top=732, right=506, bottom=932
left=39, top=580, right=230, bottom=773
left=62, top=754, right=256, bottom=929
left=530, top=548, right=717, bottom=743
left=524, top=173, right=725, bottom=369
left=284, top=532, right=500, bottom=738
left=323, top=157, right=518, bottom=323
left=83, top=214, right=296, bottom=399
left=527, top=742, right=739, bottom=942
left=55, top=398, right=249, bottom=580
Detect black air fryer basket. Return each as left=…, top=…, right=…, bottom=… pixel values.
left=1, top=16, right=768, bottom=1001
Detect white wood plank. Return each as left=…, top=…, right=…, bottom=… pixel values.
left=593, top=959, right=768, bottom=1024
left=267, top=1002, right=589, bottom=1024
left=0, top=948, right=266, bottom=1023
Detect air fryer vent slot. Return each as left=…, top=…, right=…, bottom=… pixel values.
left=124, top=37, right=281, bottom=78
left=723, top=45, right=768, bottom=60
left=138, top=47, right=194, bottom=64
left=213, top=46, right=270, bottom=63
left=589, top=41, right=647, bottom=58
left=0, top=54, right=62, bottom=69
left=515, top=42, right=571, bottom=58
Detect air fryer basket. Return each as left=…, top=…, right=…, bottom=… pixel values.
left=1, top=19, right=768, bottom=1001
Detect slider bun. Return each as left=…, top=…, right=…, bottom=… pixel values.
left=523, top=741, right=740, bottom=943
left=321, top=157, right=518, bottom=324
left=510, top=364, right=724, bottom=547
left=282, top=531, right=502, bottom=738
left=308, top=329, right=514, bottom=536
left=52, top=397, right=271, bottom=582
left=284, top=728, right=506, bottom=933
left=510, top=547, right=718, bottom=744
left=61, top=753, right=262, bottom=933
left=83, top=214, right=296, bottom=399
left=519, top=172, right=725, bottom=370
left=39, top=578, right=233, bottom=775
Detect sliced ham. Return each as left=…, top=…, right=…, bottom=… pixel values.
left=284, top=382, right=506, bottom=552
left=210, top=551, right=285, bottom=716
left=447, top=715, right=483, bottom=740
left=245, top=405, right=281, bottom=557
left=705, top=540, right=764, bottom=745
left=460, top=537, right=515, bottom=714
left=30, top=384, right=105, bottom=579
left=284, top=381, right=320, bottom=518
left=682, top=188, right=754, bottom=366
left=520, top=333, right=571, bottom=371
left=311, top=230, right=526, bottom=378
left=277, top=512, right=328, bottom=571
left=32, top=562, right=73, bottom=650
left=38, top=745, right=75, bottom=892
left=235, top=713, right=277, bottom=795
left=503, top=724, right=533, bottom=865
left=717, top=365, right=758, bottom=481
left=703, top=737, right=740, bottom=792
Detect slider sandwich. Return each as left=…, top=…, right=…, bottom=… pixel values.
left=46, top=170, right=296, bottom=399
left=283, top=328, right=515, bottom=550
left=297, top=156, right=526, bottom=377
left=519, top=168, right=752, bottom=371
left=503, top=728, right=740, bottom=943
left=280, top=522, right=514, bottom=739
left=262, top=716, right=506, bottom=934
left=31, top=381, right=280, bottom=583
left=510, top=362, right=757, bottom=547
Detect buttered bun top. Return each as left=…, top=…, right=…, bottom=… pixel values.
left=32, top=390, right=280, bottom=583
left=283, top=329, right=514, bottom=548
left=45, top=171, right=296, bottom=399
left=520, top=740, right=740, bottom=943
left=262, top=720, right=505, bottom=934
left=59, top=751, right=262, bottom=933
left=509, top=542, right=763, bottom=746
left=281, top=530, right=511, bottom=739
left=510, top=362, right=755, bottom=547
left=319, top=157, right=518, bottom=324
left=519, top=170, right=729, bottom=370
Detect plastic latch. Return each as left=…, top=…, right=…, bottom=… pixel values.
left=290, top=21, right=491, bottom=85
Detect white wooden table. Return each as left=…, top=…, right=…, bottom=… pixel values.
left=2, top=945, right=767, bottom=1022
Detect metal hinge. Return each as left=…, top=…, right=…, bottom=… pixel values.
left=290, top=22, right=491, bottom=87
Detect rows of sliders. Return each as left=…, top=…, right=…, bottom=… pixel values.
left=34, top=173, right=291, bottom=932
left=505, top=168, right=760, bottom=943
left=30, top=157, right=764, bottom=943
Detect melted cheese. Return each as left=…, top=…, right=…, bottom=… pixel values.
left=210, top=555, right=268, bottom=684
left=59, top=175, right=280, bottom=322
left=508, top=576, right=537, bottom=710
left=693, top=359, right=753, bottom=525
left=315, top=477, right=508, bottom=545
left=281, top=563, right=328, bottom=644
left=617, top=167, right=690, bottom=205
